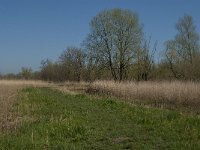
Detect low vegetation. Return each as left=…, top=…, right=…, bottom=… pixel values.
left=1, top=86, right=200, bottom=149
left=0, top=80, right=50, bottom=133
left=88, top=81, right=200, bottom=114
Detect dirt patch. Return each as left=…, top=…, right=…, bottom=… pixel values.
left=112, top=137, right=132, bottom=144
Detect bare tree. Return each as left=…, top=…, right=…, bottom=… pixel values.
left=139, top=39, right=157, bottom=81
left=59, top=47, right=85, bottom=82
left=20, top=67, right=32, bottom=79
left=165, top=14, right=200, bottom=80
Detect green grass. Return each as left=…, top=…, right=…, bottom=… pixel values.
left=1, top=87, right=200, bottom=149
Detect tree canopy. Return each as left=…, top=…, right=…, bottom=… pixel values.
left=85, top=8, right=143, bottom=81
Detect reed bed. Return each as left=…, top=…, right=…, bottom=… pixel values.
left=0, top=79, right=50, bottom=87
left=88, top=81, right=200, bottom=113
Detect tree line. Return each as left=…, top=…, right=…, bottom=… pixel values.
left=1, top=9, right=200, bottom=82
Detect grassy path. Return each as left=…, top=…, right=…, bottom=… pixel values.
left=1, top=87, right=200, bottom=149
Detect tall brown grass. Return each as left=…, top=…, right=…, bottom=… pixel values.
left=0, top=79, right=50, bottom=87
left=88, top=81, right=200, bottom=113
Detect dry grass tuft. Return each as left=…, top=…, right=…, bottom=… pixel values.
left=88, top=80, right=200, bottom=113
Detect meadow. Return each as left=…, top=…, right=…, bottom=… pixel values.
left=0, top=80, right=49, bottom=133
left=1, top=80, right=200, bottom=149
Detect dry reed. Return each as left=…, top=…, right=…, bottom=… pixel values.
left=88, top=80, right=200, bottom=113
left=0, top=79, right=50, bottom=87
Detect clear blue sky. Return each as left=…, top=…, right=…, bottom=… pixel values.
left=0, top=0, right=199, bottom=74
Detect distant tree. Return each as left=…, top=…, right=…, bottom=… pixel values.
left=59, top=47, right=86, bottom=82
left=85, top=8, right=143, bottom=81
left=20, top=67, right=32, bottom=79
left=137, top=38, right=157, bottom=81
left=165, top=14, right=200, bottom=80
left=31, top=71, right=41, bottom=80
left=40, top=59, right=55, bottom=81
left=4, top=73, right=18, bottom=79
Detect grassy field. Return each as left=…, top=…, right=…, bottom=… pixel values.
left=0, top=80, right=50, bottom=133
left=1, top=82, right=200, bottom=149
